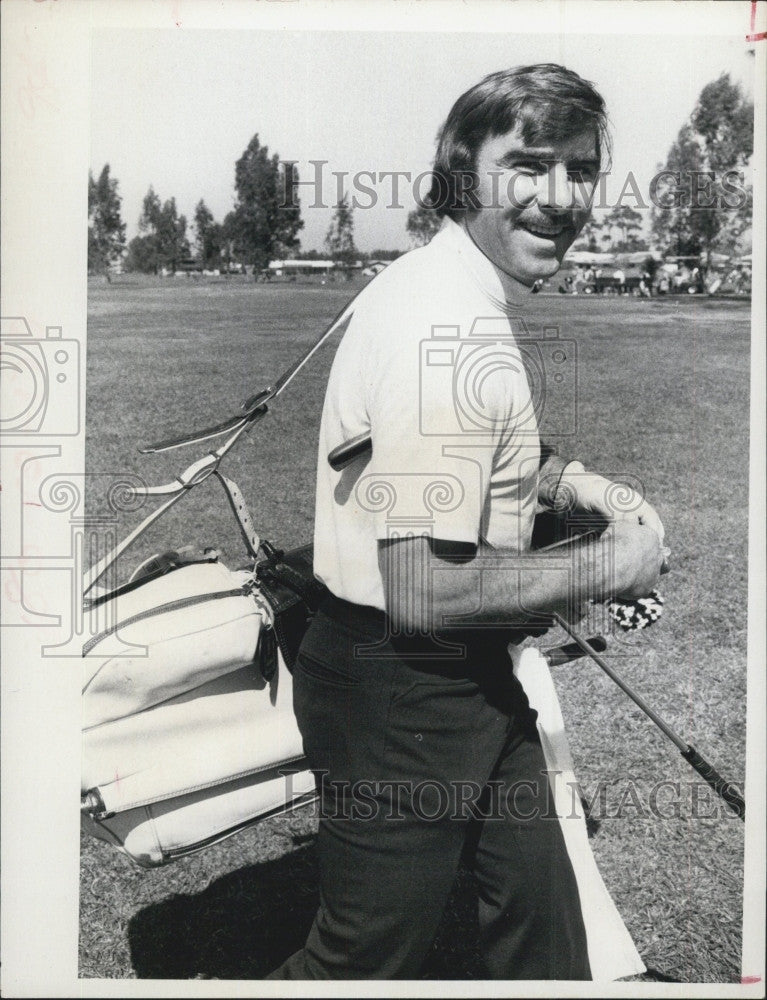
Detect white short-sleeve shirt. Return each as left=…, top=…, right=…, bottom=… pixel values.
left=314, top=218, right=541, bottom=610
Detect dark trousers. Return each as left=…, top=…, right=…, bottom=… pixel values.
left=268, top=595, right=591, bottom=980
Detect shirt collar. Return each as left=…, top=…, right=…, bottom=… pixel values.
left=437, top=216, right=531, bottom=311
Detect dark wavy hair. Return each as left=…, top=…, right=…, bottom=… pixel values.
left=426, top=64, right=610, bottom=218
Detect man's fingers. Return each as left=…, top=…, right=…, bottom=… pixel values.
left=660, top=545, right=671, bottom=575
left=636, top=502, right=665, bottom=543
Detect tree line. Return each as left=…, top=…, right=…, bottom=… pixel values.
left=88, top=132, right=368, bottom=279
left=89, top=74, right=753, bottom=277
left=88, top=134, right=306, bottom=277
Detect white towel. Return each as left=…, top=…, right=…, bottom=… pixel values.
left=511, top=645, right=646, bottom=982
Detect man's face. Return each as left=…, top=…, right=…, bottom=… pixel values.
left=462, top=123, right=600, bottom=287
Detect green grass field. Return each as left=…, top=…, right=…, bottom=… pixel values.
left=81, top=275, right=751, bottom=982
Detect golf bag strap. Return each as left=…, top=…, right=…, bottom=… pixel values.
left=85, top=473, right=260, bottom=596
left=213, top=471, right=260, bottom=560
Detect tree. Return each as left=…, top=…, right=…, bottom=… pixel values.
left=157, top=197, right=190, bottom=273
left=406, top=203, right=442, bottom=248
left=369, top=249, right=405, bottom=261
left=124, top=235, right=158, bottom=274
left=138, top=185, right=162, bottom=262
left=325, top=194, right=357, bottom=268
left=88, top=165, right=127, bottom=280
left=193, top=199, right=224, bottom=270
left=651, top=74, right=753, bottom=266
left=228, top=134, right=303, bottom=272
left=692, top=72, right=754, bottom=174
left=651, top=123, right=706, bottom=259
left=603, top=206, right=645, bottom=252
left=128, top=186, right=190, bottom=273
left=573, top=216, right=603, bottom=253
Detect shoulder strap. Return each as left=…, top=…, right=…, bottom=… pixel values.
left=84, top=472, right=260, bottom=598
left=86, top=290, right=364, bottom=596
left=215, top=472, right=260, bottom=560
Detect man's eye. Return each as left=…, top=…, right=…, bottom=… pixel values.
left=568, top=169, right=597, bottom=183
left=506, top=160, right=547, bottom=174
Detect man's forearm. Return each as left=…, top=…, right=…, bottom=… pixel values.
left=379, top=534, right=612, bottom=633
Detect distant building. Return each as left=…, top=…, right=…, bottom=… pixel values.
left=269, top=259, right=336, bottom=276
left=175, top=257, right=203, bottom=274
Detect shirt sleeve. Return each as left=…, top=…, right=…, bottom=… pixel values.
left=362, top=302, right=511, bottom=544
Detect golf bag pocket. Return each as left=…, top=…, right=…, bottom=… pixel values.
left=82, top=559, right=265, bottom=727
left=81, top=553, right=317, bottom=867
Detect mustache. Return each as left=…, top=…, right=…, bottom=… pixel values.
left=517, top=216, right=574, bottom=231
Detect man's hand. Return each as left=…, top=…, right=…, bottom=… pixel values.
left=600, top=520, right=665, bottom=600
left=557, top=463, right=665, bottom=543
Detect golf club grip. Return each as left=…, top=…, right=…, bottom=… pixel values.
left=544, top=636, right=607, bottom=666
left=328, top=433, right=372, bottom=470
left=682, top=745, right=745, bottom=820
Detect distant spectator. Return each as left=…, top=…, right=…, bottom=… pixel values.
left=642, top=255, right=659, bottom=290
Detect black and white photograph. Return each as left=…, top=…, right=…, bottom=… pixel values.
left=1, top=0, right=765, bottom=995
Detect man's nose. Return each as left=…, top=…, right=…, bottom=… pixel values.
left=538, top=163, right=574, bottom=212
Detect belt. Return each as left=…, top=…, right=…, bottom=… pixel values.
left=319, top=591, right=529, bottom=654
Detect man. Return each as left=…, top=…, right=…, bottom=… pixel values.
left=269, top=63, right=665, bottom=980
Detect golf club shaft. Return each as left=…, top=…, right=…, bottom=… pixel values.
left=543, top=635, right=607, bottom=666
left=552, top=613, right=745, bottom=820
left=681, top=746, right=745, bottom=820
left=552, top=612, right=687, bottom=749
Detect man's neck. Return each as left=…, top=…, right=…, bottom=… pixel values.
left=456, top=218, right=532, bottom=307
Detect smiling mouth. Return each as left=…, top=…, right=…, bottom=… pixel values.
left=520, top=222, right=567, bottom=238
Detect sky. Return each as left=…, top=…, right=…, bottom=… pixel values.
left=90, top=18, right=757, bottom=254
